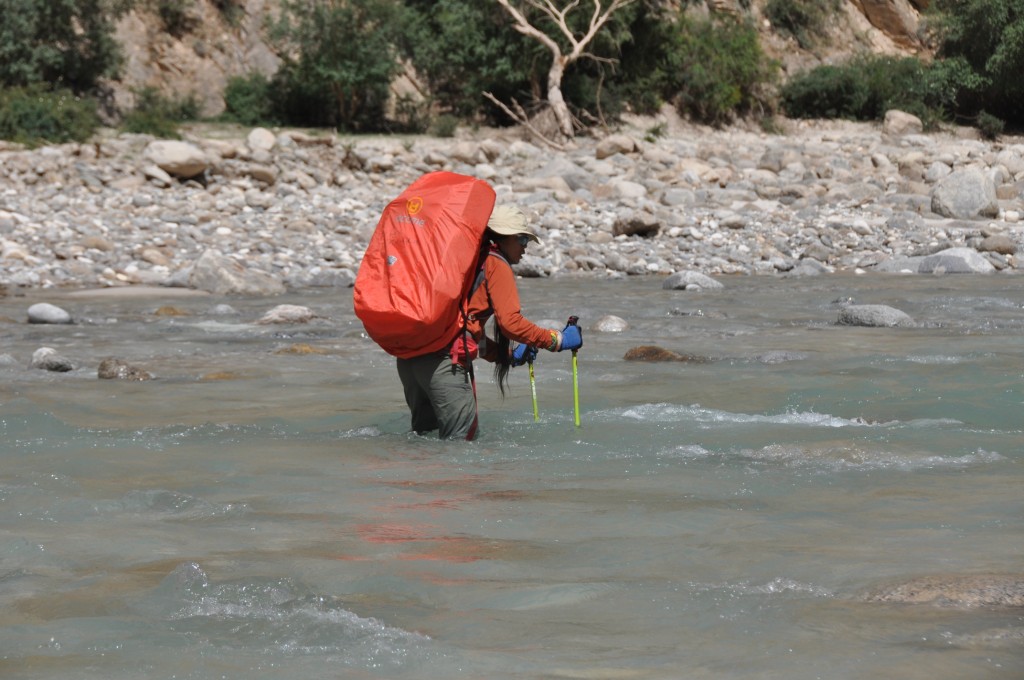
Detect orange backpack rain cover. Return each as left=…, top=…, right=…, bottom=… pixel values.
left=353, top=171, right=496, bottom=358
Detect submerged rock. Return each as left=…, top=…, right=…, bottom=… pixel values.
left=592, top=315, right=628, bottom=332
left=31, top=347, right=73, bottom=372
left=98, top=358, right=153, bottom=381
left=662, top=271, right=724, bottom=291
left=862, top=574, right=1024, bottom=608
left=257, top=304, right=317, bottom=324
left=837, top=304, right=915, bottom=328
left=624, top=345, right=712, bottom=362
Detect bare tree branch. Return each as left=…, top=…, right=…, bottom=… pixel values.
left=494, top=0, right=636, bottom=138
left=483, top=92, right=567, bottom=151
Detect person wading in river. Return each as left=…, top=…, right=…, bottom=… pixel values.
left=395, top=205, right=582, bottom=440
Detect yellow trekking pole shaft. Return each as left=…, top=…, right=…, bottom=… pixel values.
left=566, top=315, right=581, bottom=428
left=572, top=350, right=580, bottom=428
left=529, top=359, right=539, bottom=422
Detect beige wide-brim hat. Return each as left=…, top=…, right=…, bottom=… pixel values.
left=487, top=205, right=540, bottom=244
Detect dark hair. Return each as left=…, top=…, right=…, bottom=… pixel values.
left=479, top=232, right=512, bottom=396
left=491, top=324, right=512, bottom=397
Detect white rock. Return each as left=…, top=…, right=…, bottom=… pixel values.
left=247, top=127, right=277, bottom=152
left=257, top=304, right=317, bottom=324
left=27, top=302, right=72, bottom=324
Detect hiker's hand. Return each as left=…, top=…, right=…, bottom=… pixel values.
left=511, top=343, right=537, bottom=367
left=559, top=324, right=582, bottom=352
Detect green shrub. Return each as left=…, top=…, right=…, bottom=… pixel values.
left=430, top=114, right=459, bottom=138
left=0, top=85, right=100, bottom=145
left=0, top=0, right=127, bottom=92
left=223, top=73, right=277, bottom=126
left=764, top=0, right=842, bottom=49
left=781, top=55, right=979, bottom=127
left=269, top=0, right=402, bottom=132
left=212, top=0, right=245, bottom=26
left=932, top=0, right=1024, bottom=125
left=644, top=122, right=667, bottom=143
left=152, top=0, right=198, bottom=37
left=780, top=64, right=867, bottom=119
left=400, top=0, right=574, bottom=123
left=976, top=110, right=1005, bottom=139
left=390, top=93, right=430, bottom=134
left=667, top=17, right=778, bottom=127
left=120, top=87, right=200, bottom=138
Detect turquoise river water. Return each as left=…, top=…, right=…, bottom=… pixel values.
left=1, top=274, right=1022, bottom=679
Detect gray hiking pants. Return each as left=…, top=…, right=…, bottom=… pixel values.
left=396, top=351, right=478, bottom=440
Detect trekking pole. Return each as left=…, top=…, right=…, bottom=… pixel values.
left=528, top=358, right=540, bottom=422
left=567, top=316, right=581, bottom=428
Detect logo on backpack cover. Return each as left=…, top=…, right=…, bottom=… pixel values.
left=386, top=255, right=398, bottom=266
left=407, top=197, right=423, bottom=215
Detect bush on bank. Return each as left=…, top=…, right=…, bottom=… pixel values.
left=0, top=85, right=101, bottom=146
left=780, top=55, right=984, bottom=130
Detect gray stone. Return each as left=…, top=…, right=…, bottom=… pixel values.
left=31, top=347, right=74, bottom=372
left=930, top=168, right=1000, bottom=219
left=144, top=141, right=209, bottom=179
left=978, top=234, right=1018, bottom=255
left=862, top=574, right=1024, bottom=608
left=919, top=247, right=996, bottom=274
left=662, top=271, right=724, bottom=290
left=247, top=127, right=276, bottom=153
left=872, top=256, right=924, bottom=273
left=186, top=249, right=286, bottom=296
left=595, top=134, right=639, bottom=160
left=98, top=358, right=153, bottom=380
left=883, top=109, right=923, bottom=137
left=613, top=212, right=660, bottom=238
left=592, top=315, right=628, bottom=332
left=837, top=304, right=915, bottom=328
left=27, top=302, right=72, bottom=324
left=208, top=304, right=239, bottom=316
left=257, top=304, right=317, bottom=324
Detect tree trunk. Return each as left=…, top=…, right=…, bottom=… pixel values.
left=547, top=56, right=573, bottom=139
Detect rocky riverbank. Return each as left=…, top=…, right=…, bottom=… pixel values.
left=1, top=111, right=1022, bottom=295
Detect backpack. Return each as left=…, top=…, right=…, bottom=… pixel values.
left=353, top=171, right=496, bottom=359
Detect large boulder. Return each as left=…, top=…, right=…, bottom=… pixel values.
left=596, top=134, right=639, bottom=160
left=883, top=109, right=923, bottom=136
left=177, top=249, right=285, bottom=296
left=918, top=247, right=996, bottom=274
left=930, top=168, right=1000, bottom=219
left=144, top=141, right=209, bottom=179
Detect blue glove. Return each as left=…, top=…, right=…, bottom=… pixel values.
left=560, top=324, right=582, bottom=352
left=511, top=343, right=537, bottom=367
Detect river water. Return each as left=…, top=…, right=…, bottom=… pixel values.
left=1, top=273, right=1021, bottom=679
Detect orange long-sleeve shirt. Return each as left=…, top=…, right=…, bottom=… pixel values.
left=463, top=251, right=556, bottom=359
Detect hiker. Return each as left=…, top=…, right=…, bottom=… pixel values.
left=396, top=205, right=582, bottom=440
